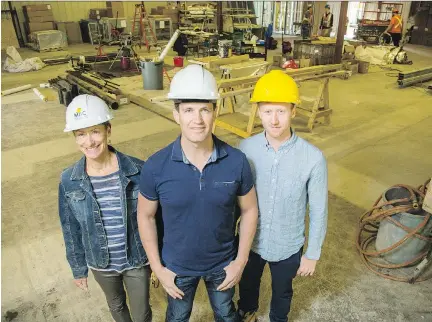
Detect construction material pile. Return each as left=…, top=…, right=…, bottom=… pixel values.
left=398, top=66, right=432, bottom=88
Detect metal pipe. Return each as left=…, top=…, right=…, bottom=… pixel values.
left=156, top=29, right=182, bottom=62
left=398, top=73, right=432, bottom=88
left=398, top=67, right=432, bottom=80
left=1, top=84, right=32, bottom=96
left=33, top=88, right=48, bottom=102
left=65, top=75, right=119, bottom=110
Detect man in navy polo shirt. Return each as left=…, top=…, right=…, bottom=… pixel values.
left=137, top=64, right=258, bottom=322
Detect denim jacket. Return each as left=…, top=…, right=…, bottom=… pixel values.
left=58, top=147, right=147, bottom=279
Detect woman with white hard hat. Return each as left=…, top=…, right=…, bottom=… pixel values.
left=58, top=94, right=151, bottom=322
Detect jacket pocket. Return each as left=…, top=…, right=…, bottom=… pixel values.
left=66, top=190, right=86, bottom=202
left=65, top=190, right=87, bottom=222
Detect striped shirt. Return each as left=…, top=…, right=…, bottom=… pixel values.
left=89, top=171, right=133, bottom=272
left=239, top=131, right=328, bottom=262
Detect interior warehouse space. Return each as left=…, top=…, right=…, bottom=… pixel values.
left=1, top=1, right=432, bottom=322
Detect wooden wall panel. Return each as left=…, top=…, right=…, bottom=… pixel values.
left=1, top=15, right=20, bottom=49
left=12, top=1, right=166, bottom=42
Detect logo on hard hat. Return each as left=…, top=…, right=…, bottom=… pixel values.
left=74, top=107, right=87, bottom=119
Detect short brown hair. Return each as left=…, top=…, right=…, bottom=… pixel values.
left=174, top=100, right=217, bottom=111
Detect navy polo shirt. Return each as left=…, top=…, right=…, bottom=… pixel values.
left=139, top=135, right=254, bottom=276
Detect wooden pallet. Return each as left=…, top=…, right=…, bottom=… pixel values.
left=27, top=43, right=67, bottom=53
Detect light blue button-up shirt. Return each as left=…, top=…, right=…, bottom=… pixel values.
left=239, top=130, right=328, bottom=261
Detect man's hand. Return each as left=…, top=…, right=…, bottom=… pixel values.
left=297, top=256, right=318, bottom=277
left=74, top=278, right=88, bottom=291
left=217, top=259, right=246, bottom=291
left=154, top=267, right=184, bottom=299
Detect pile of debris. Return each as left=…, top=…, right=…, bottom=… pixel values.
left=49, top=70, right=128, bottom=109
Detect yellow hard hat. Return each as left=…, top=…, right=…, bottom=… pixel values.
left=250, top=70, right=300, bottom=105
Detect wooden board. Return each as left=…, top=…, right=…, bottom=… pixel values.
left=219, top=60, right=270, bottom=72
left=188, top=55, right=250, bottom=70
left=214, top=112, right=263, bottom=138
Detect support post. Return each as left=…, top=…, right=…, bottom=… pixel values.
left=334, top=1, right=349, bottom=64
left=217, top=1, right=222, bottom=33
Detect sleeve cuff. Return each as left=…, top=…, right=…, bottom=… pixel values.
left=72, top=266, right=88, bottom=279
left=304, top=249, right=321, bottom=261
left=237, top=183, right=254, bottom=197
left=140, top=191, right=159, bottom=201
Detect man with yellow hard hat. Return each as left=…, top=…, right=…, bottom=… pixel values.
left=237, top=71, right=328, bottom=322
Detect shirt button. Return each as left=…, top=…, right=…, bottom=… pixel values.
left=272, top=178, right=276, bottom=183
left=266, top=224, right=270, bottom=229
left=270, top=196, right=274, bottom=199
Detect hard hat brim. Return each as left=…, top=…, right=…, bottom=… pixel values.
left=64, top=115, right=114, bottom=132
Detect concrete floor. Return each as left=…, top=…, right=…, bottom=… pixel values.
left=1, top=43, right=432, bottom=322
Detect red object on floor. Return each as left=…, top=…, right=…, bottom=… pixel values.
left=173, top=56, right=184, bottom=67
left=282, top=59, right=299, bottom=69
left=120, top=57, right=131, bottom=70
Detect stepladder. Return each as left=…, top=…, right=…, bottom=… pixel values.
left=131, top=4, right=158, bottom=52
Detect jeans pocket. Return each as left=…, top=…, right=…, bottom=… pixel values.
left=208, top=269, right=227, bottom=285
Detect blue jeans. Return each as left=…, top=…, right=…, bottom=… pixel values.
left=166, top=269, right=237, bottom=322
left=238, top=249, right=302, bottom=322
left=301, top=24, right=311, bottom=39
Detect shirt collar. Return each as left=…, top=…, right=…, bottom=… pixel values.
left=171, top=135, right=227, bottom=164
left=260, top=128, right=298, bottom=151
left=70, top=146, right=139, bottom=181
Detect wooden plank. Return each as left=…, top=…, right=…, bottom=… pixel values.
left=214, top=113, right=263, bottom=138
left=149, top=95, right=170, bottom=103
left=294, top=70, right=348, bottom=82
left=220, top=60, right=270, bottom=73
left=285, top=64, right=342, bottom=76
left=218, top=69, right=346, bottom=89
left=125, top=92, right=175, bottom=123
left=246, top=103, right=259, bottom=134
left=220, top=87, right=254, bottom=98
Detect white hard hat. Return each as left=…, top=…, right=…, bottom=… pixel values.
left=64, top=94, right=114, bottom=132
left=167, top=64, right=220, bottom=101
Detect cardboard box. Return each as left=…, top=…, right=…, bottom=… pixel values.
left=163, top=9, right=178, bottom=15
left=163, top=8, right=178, bottom=23
left=164, top=14, right=178, bottom=23
left=151, top=8, right=164, bottom=15
left=107, top=8, right=125, bottom=18
left=26, top=22, right=56, bottom=34
left=273, top=55, right=283, bottom=67
left=25, top=10, right=53, bottom=19
left=106, top=2, right=124, bottom=17
left=27, top=14, right=54, bottom=23
left=299, top=58, right=311, bottom=68
left=23, top=4, right=52, bottom=12
left=56, top=22, right=83, bottom=44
